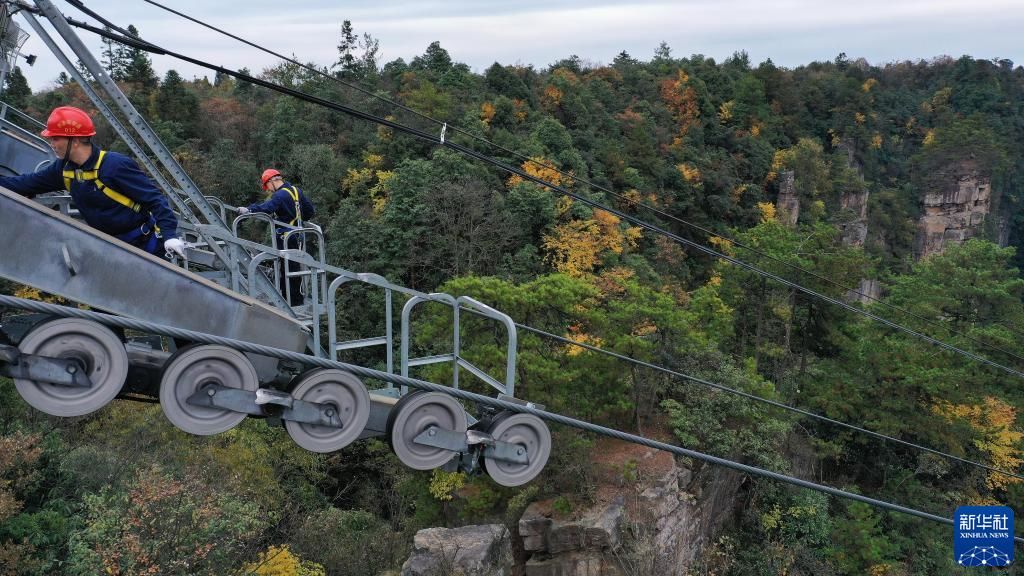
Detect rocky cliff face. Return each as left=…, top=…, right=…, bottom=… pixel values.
left=837, top=186, right=870, bottom=248
left=915, top=160, right=992, bottom=259
left=775, top=171, right=799, bottom=227
left=403, top=441, right=745, bottom=576
left=835, top=142, right=870, bottom=248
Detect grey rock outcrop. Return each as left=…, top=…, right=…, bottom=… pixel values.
left=518, top=458, right=742, bottom=575
left=775, top=170, right=799, bottom=227
left=401, top=524, right=512, bottom=576
left=837, top=185, right=870, bottom=247
left=402, top=451, right=745, bottom=576
left=844, top=278, right=881, bottom=305
left=915, top=160, right=991, bottom=259
left=519, top=495, right=626, bottom=576
left=833, top=141, right=876, bottom=303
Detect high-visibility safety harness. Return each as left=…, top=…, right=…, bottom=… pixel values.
left=62, top=150, right=160, bottom=253
left=282, top=185, right=303, bottom=227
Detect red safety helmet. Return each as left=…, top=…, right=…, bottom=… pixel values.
left=261, top=168, right=282, bottom=190
left=40, top=106, right=96, bottom=138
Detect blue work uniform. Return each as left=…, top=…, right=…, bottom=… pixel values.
left=0, top=145, right=178, bottom=256
left=246, top=181, right=316, bottom=235
left=247, top=181, right=315, bottom=305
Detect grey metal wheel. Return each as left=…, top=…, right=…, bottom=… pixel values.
left=159, top=344, right=258, bottom=435
left=483, top=412, right=551, bottom=487
left=388, top=391, right=468, bottom=470
left=285, top=369, right=370, bottom=453
left=15, top=318, right=128, bottom=417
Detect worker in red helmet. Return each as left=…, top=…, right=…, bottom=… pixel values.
left=237, top=168, right=316, bottom=305
left=0, top=106, right=184, bottom=258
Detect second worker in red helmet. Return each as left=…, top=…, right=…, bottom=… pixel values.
left=237, top=169, right=316, bottom=305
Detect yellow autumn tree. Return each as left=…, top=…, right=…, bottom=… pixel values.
left=621, top=188, right=643, bottom=208
left=428, top=469, right=465, bottom=501
left=660, top=70, right=701, bottom=143
left=677, top=163, right=702, bottom=186
left=543, top=210, right=636, bottom=276
left=507, top=156, right=571, bottom=189
left=512, top=98, right=529, bottom=122
left=564, top=323, right=604, bottom=357
left=479, top=101, right=496, bottom=126
left=708, top=235, right=735, bottom=256
left=593, top=210, right=625, bottom=248
left=718, top=100, right=735, bottom=123
left=369, top=171, right=395, bottom=215
left=342, top=167, right=373, bottom=194
left=243, top=545, right=326, bottom=576
left=730, top=184, right=749, bottom=205
left=341, top=153, right=393, bottom=214
left=934, top=396, right=1024, bottom=490
left=377, top=115, right=395, bottom=141
left=543, top=220, right=604, bottom=277
left=541, top=85, right=563, bottom=110
left=554, top=196, right=574, bottom=218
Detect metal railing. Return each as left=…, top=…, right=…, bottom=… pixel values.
left=182, top=222, right=520, bottom=396
left=0, top=101, right=45, bottom=129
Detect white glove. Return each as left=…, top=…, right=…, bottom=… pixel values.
left=164, top=238, right=187, bottom=259
left=237, top=206, right=250, bottom=214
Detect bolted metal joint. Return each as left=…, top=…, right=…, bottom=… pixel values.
left=0, top=344, right=94, bottom=388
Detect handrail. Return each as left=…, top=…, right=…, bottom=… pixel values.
left=327, top=273, right=394, bottom=375
left=245, top=251, right=282, bottom=299
left=0, top=117, right=51, bottom=152
left=231, top=212, right=278, bottom=253
left=0, top=101, right=46, bottom=129
left=456, top=296, right=518, bottom=396
left=402, top=294, right=459, bottom=395
left=182, top=194, right=228, bottom=223
left=282, top=226, right=326, bottom=267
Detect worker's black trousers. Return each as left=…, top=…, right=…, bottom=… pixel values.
left=276, top=234, right=305, bottom=306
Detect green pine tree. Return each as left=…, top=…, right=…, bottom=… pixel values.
left=3, top=65, right=31, bottom=109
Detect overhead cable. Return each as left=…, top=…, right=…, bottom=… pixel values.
left=499, top=315, right=1024, bottom=482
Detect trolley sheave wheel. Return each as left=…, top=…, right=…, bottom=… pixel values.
left=286, top=368, right=370, bottom=453
left=15, top=318, right=129, bottom=417
left=387, top=391, right=468, bottom=470
left=159, top=344, right=258, bottom=435
left=483, top=412, right=551, bottom=487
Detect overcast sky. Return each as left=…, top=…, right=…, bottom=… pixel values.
left=11, top=0, right=1024, bottom=91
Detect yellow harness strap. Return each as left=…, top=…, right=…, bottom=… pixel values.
left=63, top=150, right=142, bottom=213
left=284, top=186, right=302, bottom=226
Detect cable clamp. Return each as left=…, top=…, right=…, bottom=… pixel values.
left=440, top=123, right=447, bottom=144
